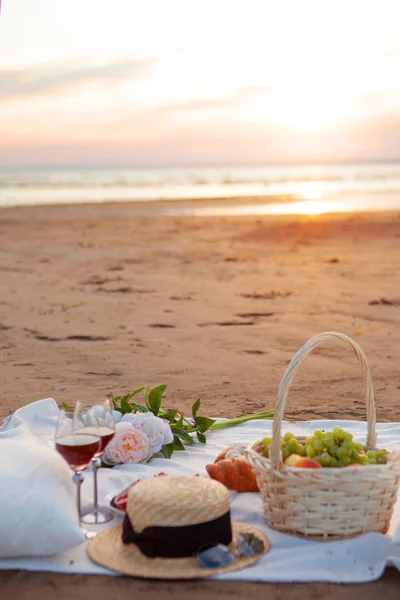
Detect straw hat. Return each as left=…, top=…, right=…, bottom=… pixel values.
left=87, top=475, right=270, bottom=579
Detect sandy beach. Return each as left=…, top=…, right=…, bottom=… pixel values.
left=1, top=201, right=400, bottom=598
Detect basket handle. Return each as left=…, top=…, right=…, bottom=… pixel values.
left=269, top=331, right=377, bottom=469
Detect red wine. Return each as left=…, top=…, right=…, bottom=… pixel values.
left=56, top=434, right=100, bottom=470
left=96, top=426, right=115, bottom=456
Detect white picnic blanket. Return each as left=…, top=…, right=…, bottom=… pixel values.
left=0, top=398, right=399, bottom=583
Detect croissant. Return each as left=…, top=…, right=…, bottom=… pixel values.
left=206, top=456, right=259, bottom=493
left=214, top=445, right=246, bottom=463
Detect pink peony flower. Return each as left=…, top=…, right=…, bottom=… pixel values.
left=104, top=422, right=149, bottom=465
left=120, top=412, right=174, bottom=459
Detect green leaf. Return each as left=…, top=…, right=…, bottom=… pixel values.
left=121, top=395, right=133, bottom=414
left=191, top=398, right=201, bottom=419
left=108, top=393, right=121, bottom=411
left=162, top=409, right=178, bottom=421
left=160, top=442, right=175, bottom=459
left=171, top=426, right=195, bottom=445
left=173, top=437, right=185, bottom=451
left=195, top=416, right=216, bottom=433
left=61, top=402, right=73, bottom=415
left=129, top=386, right=146, bottom=397
left=131, top=402, right=148, bottom=413
left=125, top=387, right=147, bottom=405
left=146, top=384, right=167, bottom=415
left=176, top=412, right=184, bottom=428
left=197, top=431, right=206, bottom=444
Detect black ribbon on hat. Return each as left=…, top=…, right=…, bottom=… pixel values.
left=122, top=511, right=232, bottom=558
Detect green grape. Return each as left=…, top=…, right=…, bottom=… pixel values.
left=297, top=443, right=306, bottom=457
left=281, top=427, right=390, bottom=469
left=263, top=447, right=269, bottom=458
left=320, top=452, right=331, bottom=467
left=262, top=437, right=271, bottom=446
left=336, top=446, right=347, bottom=460
left=313, top=439, right=325, bottom=452
left=333, top=427, right=345, bottom=440
left=353, top=442, right=364, bottom=453
left=341, top=439, right=351, bottom=451
left=328, top=444, right=339, bottom=457
left=306, top=445, right=317, bottom=459
left=342, top=431, right=353, bottom=442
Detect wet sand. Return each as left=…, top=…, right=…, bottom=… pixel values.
left=0, top=201, right=399, bottom=597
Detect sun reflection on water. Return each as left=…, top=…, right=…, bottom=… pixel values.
left=293, top=200, right=332, bottom=215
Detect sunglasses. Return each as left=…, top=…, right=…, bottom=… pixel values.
left=197, top=533, right=264, bottom=569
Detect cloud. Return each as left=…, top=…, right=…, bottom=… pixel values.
left=2, top=103, right=400, bottom=167
left=162, top=86, right=275, bottom=113
left=0, top=58, right=156, bottom=100
left=116, top=84, right=279, bottom=127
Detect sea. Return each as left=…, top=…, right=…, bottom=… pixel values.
left=1, top=162, right=400, bottom=216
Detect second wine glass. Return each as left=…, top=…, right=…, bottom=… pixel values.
left=55, top=402, right=101, bottom=523
left=81, top=400, right=116, bottom=524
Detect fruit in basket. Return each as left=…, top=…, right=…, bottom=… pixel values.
left=284, top=453, right=303, bottom=466
left=291, top=457, right=321, bottom=469
left=262, top=433, right=306, bottom=462
left=304, top=427, right=388, bottom=467
left=261, top=427, right=389, bottom=468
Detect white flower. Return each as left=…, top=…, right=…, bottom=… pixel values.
left=112, top=410, right=122, bottom=424
left=92, top=404, right=106, bottom=418
left=104, top=422, right=149, bottom=465
left=120, top=412, right=174, bottom=458
left=85, top=405, right=121, bottom=427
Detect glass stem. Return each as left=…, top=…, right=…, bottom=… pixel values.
left=73, top=471, right=84, bottom=521
left=92, top=457, right=101, bottom=521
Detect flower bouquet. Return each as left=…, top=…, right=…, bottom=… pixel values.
left=64, top=384, right=274, bottom=467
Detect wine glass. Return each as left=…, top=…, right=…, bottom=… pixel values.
left=81, top=400, right=116, bottom=524
left=55, top=402, right=101, bottom=522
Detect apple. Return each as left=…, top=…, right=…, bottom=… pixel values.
left=292, top=457, right=322, bottom=469
left=284, top=454, right=303, bottom=466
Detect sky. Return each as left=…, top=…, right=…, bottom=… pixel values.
left=1, top=0, right=400, bottom=167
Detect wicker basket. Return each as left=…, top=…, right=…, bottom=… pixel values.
left=245, top=331, right=400, bottom=540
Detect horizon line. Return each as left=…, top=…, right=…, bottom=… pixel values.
left=2, top=158, right=400, bottom=170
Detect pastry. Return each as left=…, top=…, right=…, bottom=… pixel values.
left=206, top=447, right=259, bottom=492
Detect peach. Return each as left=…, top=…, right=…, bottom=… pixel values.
left=292, top=457, right=322, bottom=469
left=284, top=453, right=303, bottom=466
